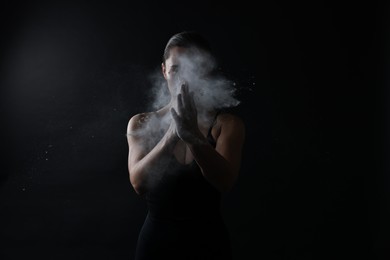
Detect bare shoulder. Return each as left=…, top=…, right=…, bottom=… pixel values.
left=212, top=112, right=245, bottom=144
left=217, top=112, right=245, bottom=130
left=127, top=112, right=155, bottom=135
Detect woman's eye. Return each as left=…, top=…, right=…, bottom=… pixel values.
left=170, top=66, right=179, bottom=74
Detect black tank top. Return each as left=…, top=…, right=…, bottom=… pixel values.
left=145, top=114, right=220, bottom=221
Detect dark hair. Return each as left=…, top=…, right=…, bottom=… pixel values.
left=162, top=31, right=213, bottom=63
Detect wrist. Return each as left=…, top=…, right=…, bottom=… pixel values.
left=186, top=131, right=209, bottom=146
left=163, top=131, right=179, bottom=151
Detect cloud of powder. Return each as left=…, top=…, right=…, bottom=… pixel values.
left=127, top=48, right=242, bottom=189
left=148, top=48, right=240, bottom=126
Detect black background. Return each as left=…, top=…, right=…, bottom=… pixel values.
left=0, top=0, right=388, bottom=259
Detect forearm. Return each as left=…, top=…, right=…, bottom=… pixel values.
left=188, top=138, right=236, bottom=193
left=130, top=134, right=178, bottom=194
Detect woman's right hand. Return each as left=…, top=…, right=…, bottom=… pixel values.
left=165, top=117, right=180, bottom=144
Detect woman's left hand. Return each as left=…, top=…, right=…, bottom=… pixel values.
left=171, top=83, right=204, bottom=144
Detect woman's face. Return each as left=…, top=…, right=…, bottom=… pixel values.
left=161, top=46, right=188, bottom=95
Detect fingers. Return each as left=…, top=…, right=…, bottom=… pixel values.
left=177, top=93, right=184, bottom=115
left=177, top=83, right=188, bottom=114
left=170, top=107, right=180, bottom=123
left=181, top=82, right=189, bottom=96
left=180, top=83, right=194, bottom=111
left=189, top=91, right=197, bottom=113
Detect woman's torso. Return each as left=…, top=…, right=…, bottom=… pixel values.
left=144, top=111, right=221, bottom=221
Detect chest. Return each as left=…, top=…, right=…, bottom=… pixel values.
left=173, top=140, right=194, bottom=165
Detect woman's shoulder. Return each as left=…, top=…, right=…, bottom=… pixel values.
left=213, top=112, right=245, bottom=140
left=217, top=111, right=245, bottom=128
left=127, top=111, right=157, bottom=133
left=212, top=111, right=245, bottom=144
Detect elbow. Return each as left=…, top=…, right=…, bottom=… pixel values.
left=132, top=183, right=147, bottom=196
left=129, top=172, right=148, bottom=196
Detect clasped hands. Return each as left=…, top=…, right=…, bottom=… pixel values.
left=170, top=83, right=205, bottom=145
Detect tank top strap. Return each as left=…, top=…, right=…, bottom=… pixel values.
left=206, top=111, right=220, bottom=147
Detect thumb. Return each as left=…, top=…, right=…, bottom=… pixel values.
left=171, top=107, right=179, bottom=123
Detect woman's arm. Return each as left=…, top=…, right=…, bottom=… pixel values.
left=188, top=114, right=245, bottom=192
left=171, top=84, right=245, bottom=192
left=127, top=114, right=179, bottom=195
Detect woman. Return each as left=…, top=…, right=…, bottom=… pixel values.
left=127, top=31, right=245, bottom=260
